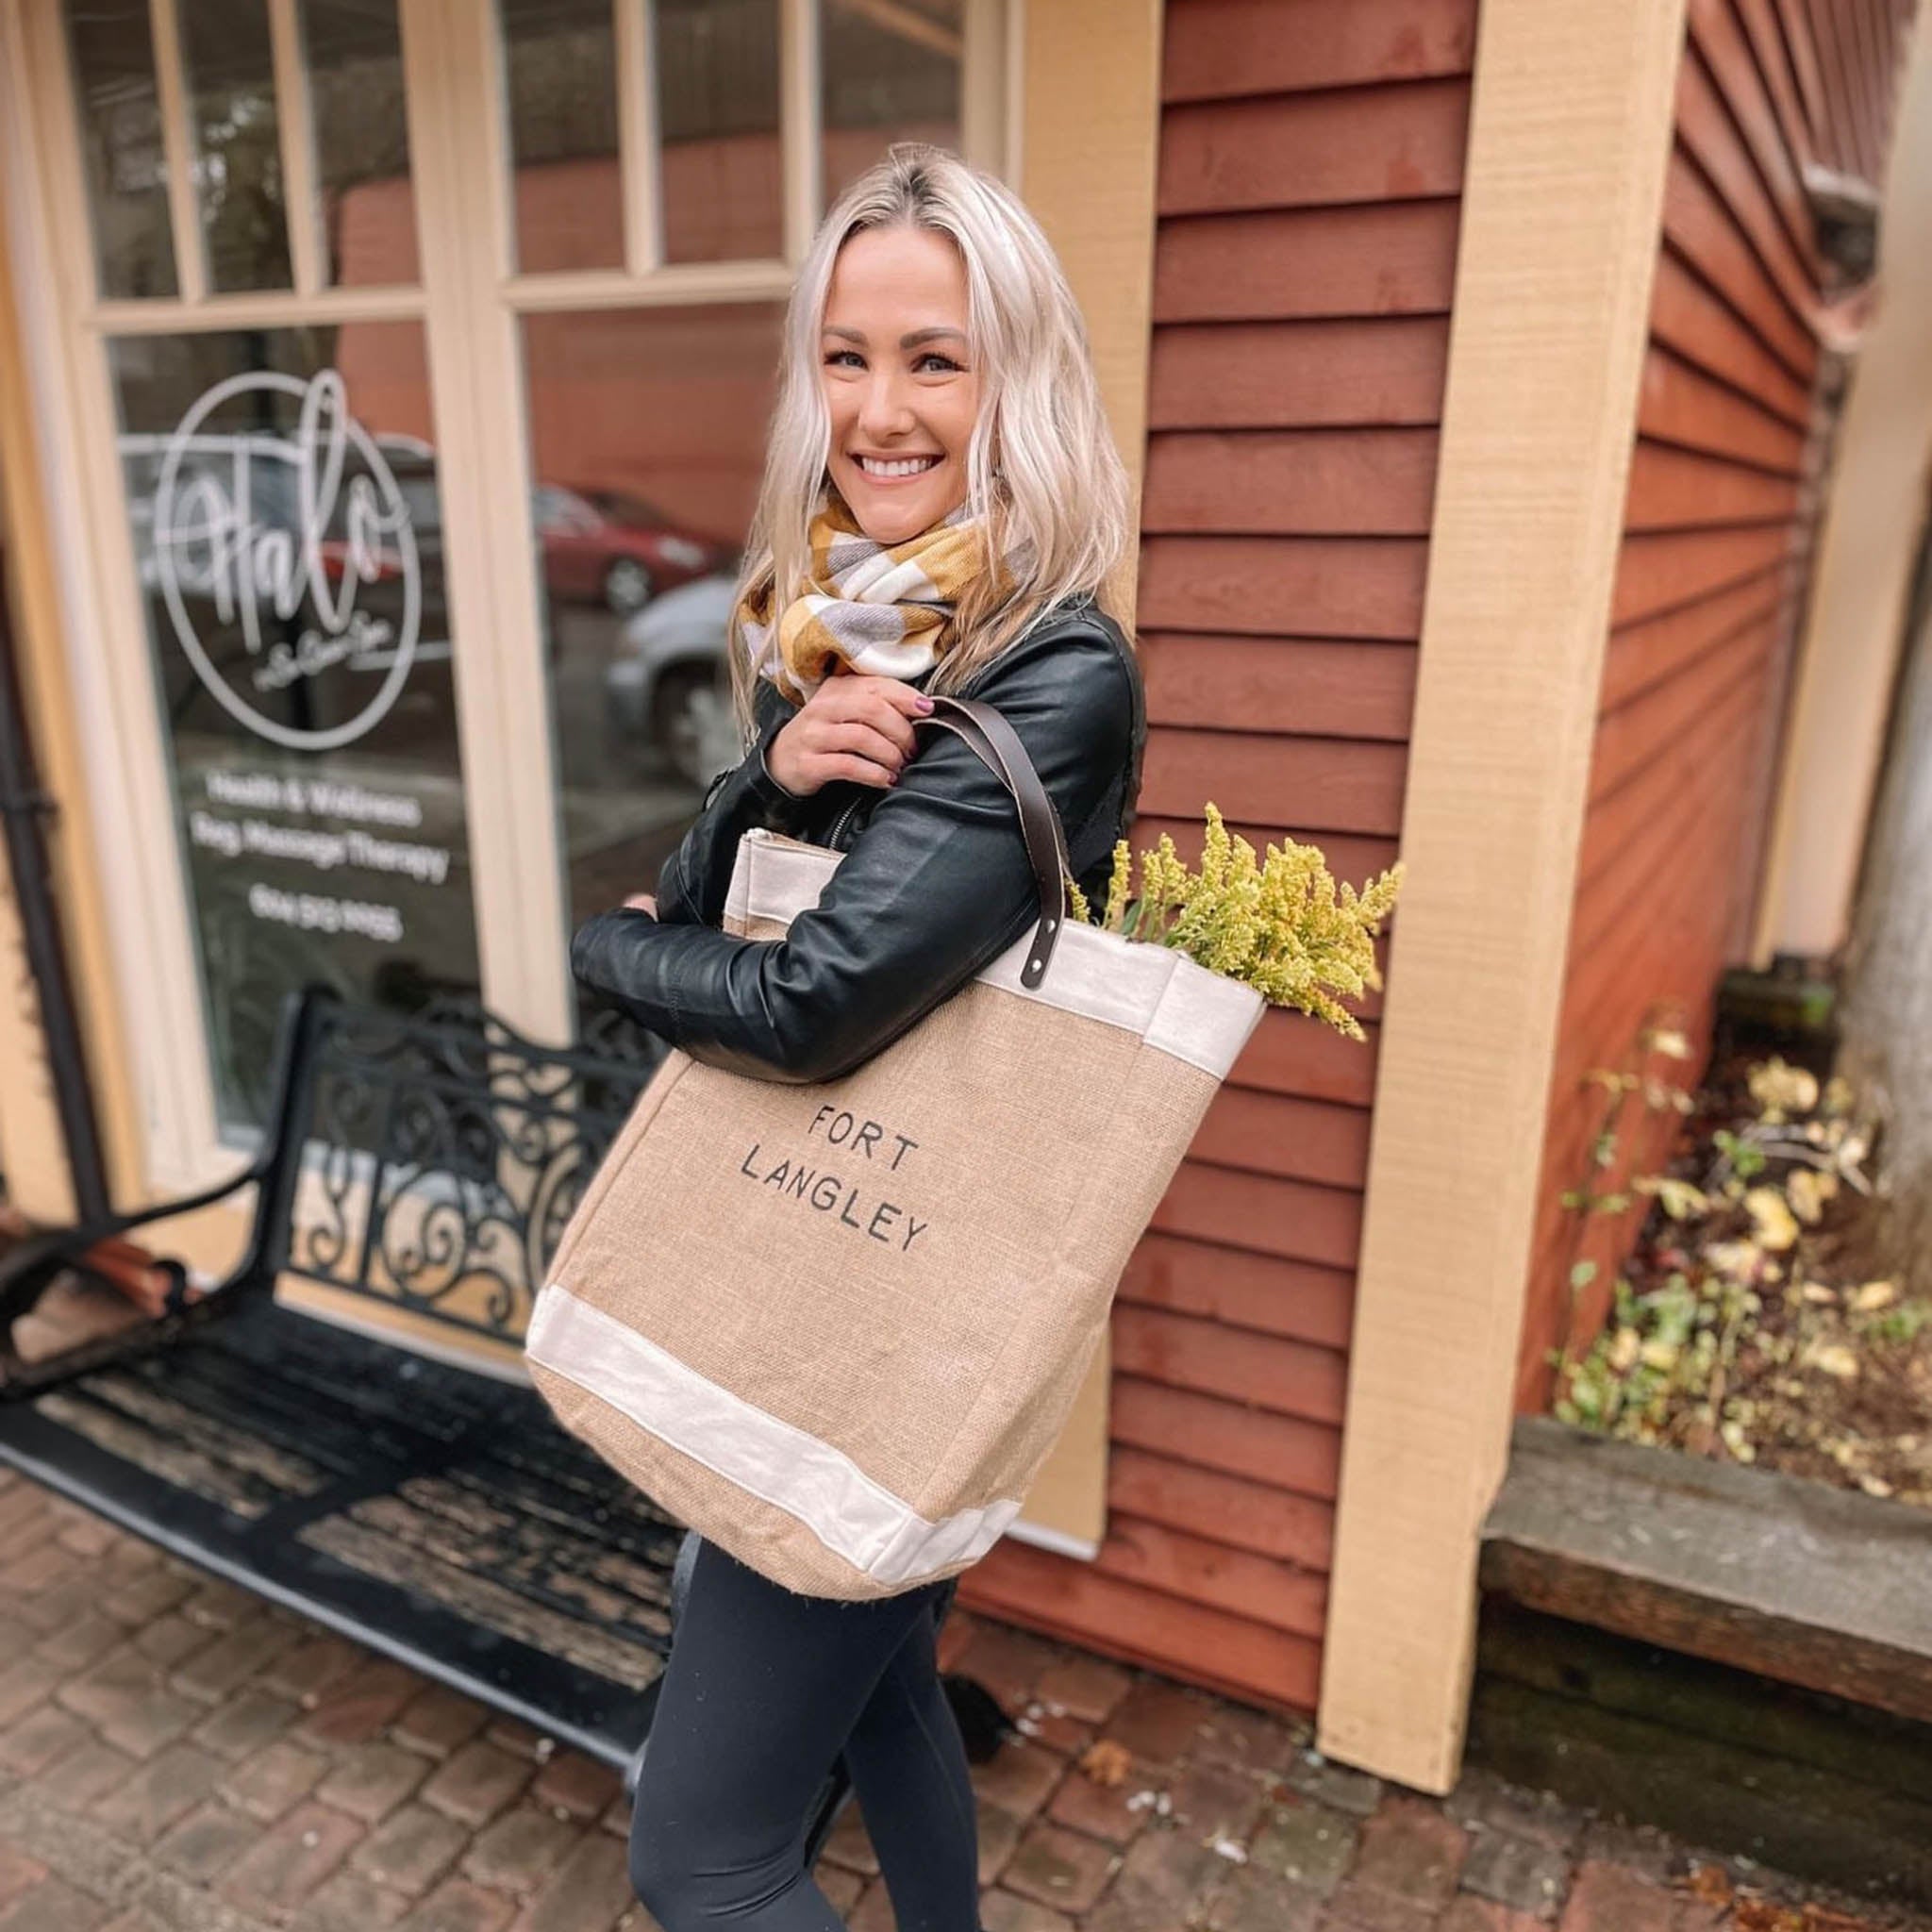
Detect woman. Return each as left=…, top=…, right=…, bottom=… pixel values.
left=569, top=142, right=1142, bottom=1932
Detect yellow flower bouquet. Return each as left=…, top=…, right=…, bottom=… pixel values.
left=1068, top=806, right=1404, bottom=1041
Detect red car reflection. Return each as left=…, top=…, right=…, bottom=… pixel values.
left=534, top=483, right=731, bottom=615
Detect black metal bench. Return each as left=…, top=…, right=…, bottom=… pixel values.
left=0, top=984, right=997, bottom=1841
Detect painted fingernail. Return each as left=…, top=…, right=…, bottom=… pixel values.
left=915, top=696, right=935, bottom=712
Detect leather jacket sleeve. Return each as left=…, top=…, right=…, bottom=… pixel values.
left=653, top=678, right=809, bottom=931
left=568, top=616, right=1140, bottom=1085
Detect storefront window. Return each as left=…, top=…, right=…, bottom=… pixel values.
left=500, top=0, right=625, bottom=274
left=522, top=301, right=782, bottom=956
left=109, top=325, right=481, bottom=1134
left=821, top=0, right=962, bottom=208
left=658, top=0, right=783, bottom=265
left=63, top=0, right=178, bottom=300
left=302, top=0, right=419, bottom=287
left=178, top=0, right=295, bottom=292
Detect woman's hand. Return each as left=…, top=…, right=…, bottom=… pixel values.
left=766, top=674, right=933, bottom=798
left=624, top=892, right=657, bottom=916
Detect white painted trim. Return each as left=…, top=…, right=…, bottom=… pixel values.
left=3, top=0, right=223, bottom=1191
left=401, top=0, right=573, bottom=1047
left=613, top=0, right=662, bottom=275
left=779, top=0, right=822, bottom=262
left=146, top=0, right=207, bottom=301
left=960, top=0, right=1010, bottom=174
left=526, top=1284, right=1024, bottom=1586
left=1000, top=1519, right=1102, bottom=1562
left=92, top=286, right=425, bottom=330
left=267, top=0, right=325, bottom=296
left=277, top=1285, right=535, bottom=1387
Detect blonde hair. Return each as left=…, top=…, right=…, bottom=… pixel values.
left=728, top=142, right=1133, bottom=733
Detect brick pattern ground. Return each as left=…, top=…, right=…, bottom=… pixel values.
left=0, top=1471, right=1923, bottom=1932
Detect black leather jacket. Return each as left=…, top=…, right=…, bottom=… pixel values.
left=569, top=594, right=1145, bottom=1084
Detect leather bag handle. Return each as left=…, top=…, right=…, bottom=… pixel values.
left=917, top=694, right=1071, bottom=989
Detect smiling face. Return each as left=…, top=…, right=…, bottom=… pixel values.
left=820, top=224, right=982, bottom=547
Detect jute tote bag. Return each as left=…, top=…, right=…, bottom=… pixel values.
left=525, top=697, right=1263, bottom=1600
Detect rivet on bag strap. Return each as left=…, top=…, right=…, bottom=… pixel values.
left=918, top=694, right=1071, bottom=989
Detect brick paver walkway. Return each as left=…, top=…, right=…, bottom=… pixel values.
left=0, top=1471, right=1923, bottom=1932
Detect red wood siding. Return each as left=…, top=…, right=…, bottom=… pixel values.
left=955, top=0, right=1477, bottom=1716
left=1513, top=0, right=1918, bottom=1410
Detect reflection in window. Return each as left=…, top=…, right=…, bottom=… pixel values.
left=522, top=303, right=783, bottom=974
left=62, top=0, right=178, bottom=299
left=177, top=0, right=294, bottom=291
left=658, top=0, right=783, bottom=265
left=108, top=325, right=481, bottom=1133
left=821, top=0, right=961, bottom=208
left=500, top=0, right=624, bottom=274
left=302, top=0, right=419, bottom=287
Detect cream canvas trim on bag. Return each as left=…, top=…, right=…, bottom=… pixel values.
left=727, top=830, right=1259, bottom=1079
left=525, top=1284, right=1024, bottom=1585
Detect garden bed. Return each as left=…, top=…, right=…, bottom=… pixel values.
left=1552, top=1043, right=1931, bottom=1506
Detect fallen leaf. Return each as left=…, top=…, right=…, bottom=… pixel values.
left=1802, top=1341, right=1860, bottom=1381
left=1707, top=1240, right=1765, bottom=1281
left=1633, top=1174, right=1705, bottom=1219
left=1852, top=1279, right=1897, bottom=1313
left=1745, top=1187, right=1800, bottom=1252
left=1748, top=1058, right=1819, bottom=1117
left=1079, top=1740, right=1133, bottom=1787
left=1786, top=1168, right=1839, bottom=1224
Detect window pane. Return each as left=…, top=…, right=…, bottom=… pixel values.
left=178, top=0, right=294, bottom=291
left=521, top=302, right=781, bottom=992
left=658, top=0, right=782, bottom=264
left=63, top=0, right=178, bottom=300
left=821, top=0, right=961, bottom=209
left=301, top=0, right=419, bottom=286
left=501, top=0, right=623, bottom=274
left=110, top=325, right=482, bottom=1134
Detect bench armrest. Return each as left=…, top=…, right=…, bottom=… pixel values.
left=0, top=1155, right=275, bottom=1343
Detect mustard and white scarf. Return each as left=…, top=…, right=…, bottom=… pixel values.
left=744, top=492, right=1017, bottom=700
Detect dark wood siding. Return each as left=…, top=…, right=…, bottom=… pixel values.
left=1515, top=0, right=1919, bottom=1409
left=956, top=0, right=1476, bottom=1715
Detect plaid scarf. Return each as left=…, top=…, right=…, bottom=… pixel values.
left=744, top=492, right=1014, bottom=700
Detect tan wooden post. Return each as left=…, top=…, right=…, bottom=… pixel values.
left=1317, top=0, right=1690, bottom=1792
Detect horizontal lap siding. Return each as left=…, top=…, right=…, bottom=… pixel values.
left=956, top=0, right=1476, bottom=1715
left=1513, top=0, right=1915, bottom=1409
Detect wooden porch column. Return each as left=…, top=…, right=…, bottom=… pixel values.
left=1316, top=0, right=1689, bottom=1792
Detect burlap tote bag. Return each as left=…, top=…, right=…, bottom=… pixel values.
left=525, top=696, right=1263, bottom=1599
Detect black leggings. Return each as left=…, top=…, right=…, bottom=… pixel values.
left=628, top=1536, right=981, bottom=1931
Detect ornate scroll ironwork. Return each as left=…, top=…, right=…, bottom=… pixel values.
left=286, top=998, right=663, bottom=1344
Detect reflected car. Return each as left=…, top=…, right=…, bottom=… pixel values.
left=123, top=427, right=558, bottom=747
left=534, top=483, right=731, bottom=616
left=606, top=572, right=743, bottom=788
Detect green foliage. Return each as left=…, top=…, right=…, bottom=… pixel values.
left=1713, top=1127, right=1768, bottom=1180
left=1861, top=1300, right=1932, bottom=1348
left=1088, top=805, right=1404, bottom=1040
